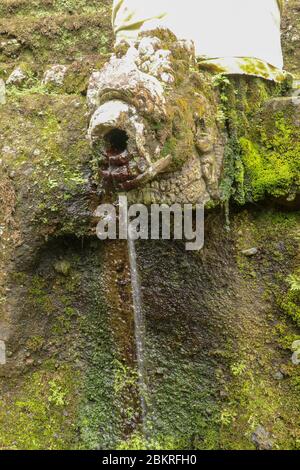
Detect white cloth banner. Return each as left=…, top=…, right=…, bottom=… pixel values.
left=113, top=0, right=283, bottom=70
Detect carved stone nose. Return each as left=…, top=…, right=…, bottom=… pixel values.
left=88, top=100, right=133, bottom=143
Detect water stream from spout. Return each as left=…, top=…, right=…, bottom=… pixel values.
left=127, top=235, right=147, bottom=432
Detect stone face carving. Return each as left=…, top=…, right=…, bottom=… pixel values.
left=87, top=32, right=224, bottom=205
left=112, top=0, right=284, bottom=79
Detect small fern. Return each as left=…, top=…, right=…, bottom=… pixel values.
left=287, top=274, right=300, bottom=292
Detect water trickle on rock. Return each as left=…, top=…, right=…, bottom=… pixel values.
left=127, top=235, right=147, bottom=431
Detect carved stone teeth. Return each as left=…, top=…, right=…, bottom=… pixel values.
left=108, top=150, right=130, bottom=166
left=111, top=166, right=132, bottom=182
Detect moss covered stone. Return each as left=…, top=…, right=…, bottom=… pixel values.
left=216, top=75, right=299, bottom=205
left=239, top=102, right=300, bottom=202
left=0, top=6, right=113, bottom=66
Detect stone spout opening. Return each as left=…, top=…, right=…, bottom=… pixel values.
left=105, top=128, right=129, bottom=157
left=103, top=128, right=131, bottom=170
left=101, top=128, right=133, bottom=185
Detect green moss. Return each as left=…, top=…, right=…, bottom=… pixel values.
left=213, top=75, right=296, bottom=205
left=239, top=115, right=300, bottom=200
left=77, top=287, right=124, bottom=450
left=161, top=136, right=177, bottom=160
left=0, top=10, right=113, bottom=65
left=26, top=335, right=45, bottom=352
left=227, top=209, right=300, bottom=449
left=218, top=364, right=292, bottom=449
left=117, top=432, right=191, bottom=451
left=280, top=271, right=300, bottom=327
left=2, top=241, right=137, bottom=450
left=28, top=275, right=56, bottom=315
left=220, top=208, right=300, bottom=449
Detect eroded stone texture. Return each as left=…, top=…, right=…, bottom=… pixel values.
left=6, top=67, right=27, bottom=87
left=0, top=79, right=6, bottom=105
left=42, top=65, right=68, bottom=87
left=0, top=341, right=6, bottom=365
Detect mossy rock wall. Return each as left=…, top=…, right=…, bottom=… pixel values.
left=0, top=0, right=299, bottom=451
left=216, top=76, right=300, bottom=205
left=133, top=209, right=300, bottom=450
left=0, top=0, right=113, bottom=83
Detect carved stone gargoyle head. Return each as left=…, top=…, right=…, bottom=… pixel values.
left=87, top=30, right=225, bottom=205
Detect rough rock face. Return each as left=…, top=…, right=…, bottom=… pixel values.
left=0, top=79, right=5, bottom=105
left=6, top=67, right=27, bottom=86
left=42, top=65, right=68, bottom=87
left=282, top=0, right=300, bottom=78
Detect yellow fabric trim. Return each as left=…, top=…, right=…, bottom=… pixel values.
left=112, top=0, right=166, bottom=35
left=277, top=0, right=284, bottom=14
left=198, top=57, right=287, bottom=82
